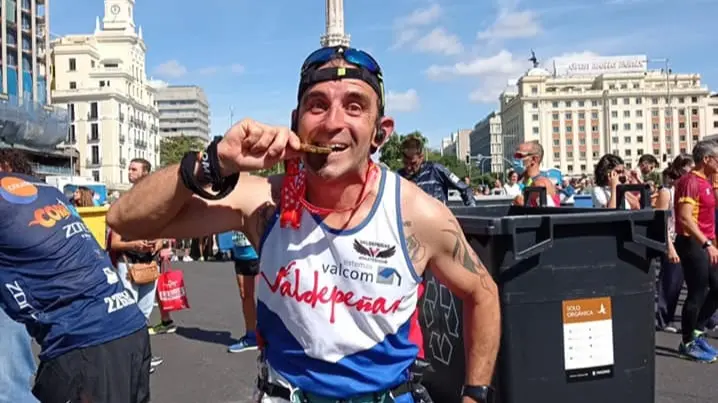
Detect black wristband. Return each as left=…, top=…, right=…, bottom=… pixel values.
left=179, top=151, right=239, bottom=200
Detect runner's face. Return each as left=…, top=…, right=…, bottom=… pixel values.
left=296, top=72, right=394, bottom=180
left=128, top=162, right=146, bottom=184
left=402, top=149, right=422, bottom=174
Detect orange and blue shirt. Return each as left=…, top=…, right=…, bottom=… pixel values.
left=674, top=171, right=716, bottom=240
left=0, top=173, right=146, bottom=360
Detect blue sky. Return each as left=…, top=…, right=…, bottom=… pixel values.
left=51, top=0, right=718, bottom=148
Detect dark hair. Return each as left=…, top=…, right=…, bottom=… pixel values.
left=0, top=148, right=33, bottom=175
left=663, top=153, right=692, bottom=180
left=130, top=158, right=151, bottom=173
left=638, top=154, right=658, bottom=166
left=400, top=136, right=424, bottom=153
left=594, top=154, right=624, bottom=187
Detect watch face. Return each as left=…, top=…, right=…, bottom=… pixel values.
left=111, top=5, right=120, bottom=15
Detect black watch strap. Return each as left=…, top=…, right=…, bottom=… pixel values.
left=461, top=385, right=495, bottom=403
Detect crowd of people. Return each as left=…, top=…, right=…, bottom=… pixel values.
left=1, top=42, right=717, bottom=403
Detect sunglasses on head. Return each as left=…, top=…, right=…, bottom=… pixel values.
left=513, top=152, right=535, bottom=159
left=301, top=46, right=382, bottom=76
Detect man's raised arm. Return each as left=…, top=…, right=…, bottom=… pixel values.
left=107, top=118, right=301, bottom=240
left=413, top=196, right=500, bottom=386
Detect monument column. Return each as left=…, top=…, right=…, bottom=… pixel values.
left=320, top=0, right=350, bottom=47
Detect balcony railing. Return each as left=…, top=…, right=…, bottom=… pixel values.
left=85, top=159, right=101, bottom=168
left=87, top=135, right=100, bottom=143
left=29, top=162, right=74, bottom=176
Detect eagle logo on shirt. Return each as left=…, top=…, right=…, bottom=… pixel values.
left=353, top=240, right=396, bottom=259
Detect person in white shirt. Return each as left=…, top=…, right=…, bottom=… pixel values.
left=503, top=171, right=521, bottom=198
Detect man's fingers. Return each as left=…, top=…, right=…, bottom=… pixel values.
left=266, top=129, right=288, bottom=158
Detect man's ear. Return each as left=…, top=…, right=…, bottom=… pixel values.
left=290, top=109, right=298, bottom=133
left=372, top=116, right=395, bottom=150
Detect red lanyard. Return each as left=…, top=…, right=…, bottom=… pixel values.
left=279, top=159, right=379, bottom=229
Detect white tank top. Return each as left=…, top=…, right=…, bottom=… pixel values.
left=256, top=167, right=421, bottom=398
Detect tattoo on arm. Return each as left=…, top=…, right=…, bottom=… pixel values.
left=441, top=220, right=495, bottom=292
left=403, top=221, right=426, bottom=264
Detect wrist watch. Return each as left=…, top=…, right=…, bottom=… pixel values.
left=461, top=385, right=495, bottom=403
left=703, top=240, right=713, bottom=249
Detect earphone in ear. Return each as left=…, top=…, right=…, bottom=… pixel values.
left=375, top=128, right=386, bottom=143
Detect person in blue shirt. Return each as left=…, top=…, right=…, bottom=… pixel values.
left=227, top=231, right=260, bottom=353
left=397, top=136, right=476, bottom=206
left=0, top=148, right=150, bottom=403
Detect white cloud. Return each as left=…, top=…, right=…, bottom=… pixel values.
left=230, top=64, right=245, bottom=74
left=425, top=50, right=524, bottom=79
left=386, top=89, right=420, bottom=112
left=477, top=9, right=542, bottom=40
left=148, top=79, right=168, bottom=89
left=428, top=49, right=606, bottom=104
left=391, top=4, right=443, bottom=50
left=395, top=4, right=441, bottom=28
left=153, top=60, right=187, bottom=79
left=198, top=66, right=220, bottom=76
left=414, top=27, right=463, bottom=55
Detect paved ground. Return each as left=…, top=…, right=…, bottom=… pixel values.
left=31, top=261, right=718, bottom=402
left=140, top=262, right=718, bottom=403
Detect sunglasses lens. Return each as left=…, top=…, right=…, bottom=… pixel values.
left=301, top=48, right=336, bottom=70
left=301, top=47, right=382, bottom=74
left=343, top=49, right=381, bottom=73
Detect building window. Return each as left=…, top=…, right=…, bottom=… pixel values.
left=624, top=136, right=631, bottom=143
left=623, top=98, right=630, bottom=105
left=532, top=127, right=539, bottom=134
left=91, top=145, right=100, bottom=164
left=90, top=123, right=99, bottom=140
left=552, top=113, right=559, bottom=120
left=92, top=170, right=100, bottom=182
left=612, top=111, right=618, bottom=118
left=69, top=58, right=76, bottom=71
left=636, top=98, right=642, bottom=104
left=637, top=136, right=644, bottom=143
left=592, top=100, right=599, bottom=107
left=67, top=125, right=75, bottom=143
left=578, top=112, right=585, bottom=119
left=624, top=123, right=631, bottom=130
left=611, top=99, right=618, bottom=105
left=623, top=111, right=630, bottom=118
left=532, top=114, right=539, bottom=121
left=552, top=102, right=559, bottom=108
left=637, top=123, right=643, bottom=130
left=611, top=124, right=618, bottom=131
left=90, top=102, right=98, bottom=119
left=553, top=152, right=560, bottom=159
left=531, top=86, right=538, bottom=94
left=565, top=112, right=572, bottom=119
left=636, top=110, right=643, bottom=117
left=69, top=82, right=76, bottom=89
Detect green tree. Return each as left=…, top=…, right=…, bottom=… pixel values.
left=379, top=130, right=429, bottom=171
left=160, top=135, right=206, bottom=167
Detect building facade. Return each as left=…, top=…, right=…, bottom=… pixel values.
left=0, top=0, right=70, bottom=167
left=50, top=0, right=160, bottom=190
left=156, top=85, right=210, bottom=143
left=708, top=93, right=718, bottom=136
left=440, top=129, right=471, bottom=160
left=469, top=111, right=503, bottom=173
left=500, top=55, right=711, bottom=176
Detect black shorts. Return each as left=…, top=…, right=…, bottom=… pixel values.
left=234, top=258, right=259, bottom=276
left=32, top=328, right=151, bottom=403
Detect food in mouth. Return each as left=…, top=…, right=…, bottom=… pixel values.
left=299, top=143, right=349, bottom=154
